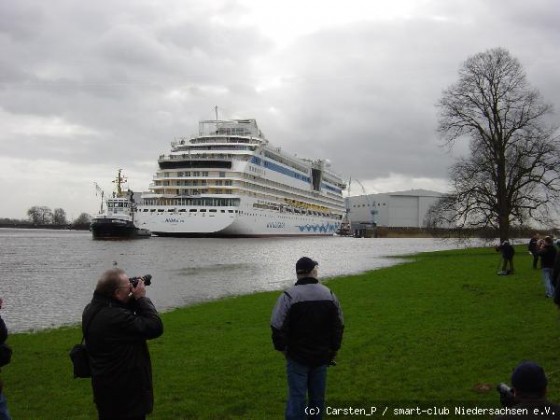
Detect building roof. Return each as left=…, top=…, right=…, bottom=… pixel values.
left=386, top=189, right=444, bottom=197
left=348, top=189, right=444, bottom=199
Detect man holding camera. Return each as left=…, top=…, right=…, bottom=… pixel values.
left=83, top=268, right=163, bottom=420
left=497, top=361, right=560, bottom=419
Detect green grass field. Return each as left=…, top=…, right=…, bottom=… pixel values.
left=3, top=245, right=559, bottom=419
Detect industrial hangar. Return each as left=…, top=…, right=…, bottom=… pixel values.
left=345, top=189, right=444, bottom=228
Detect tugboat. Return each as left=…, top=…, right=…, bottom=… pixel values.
left=90, top=170, right=151, bottom=240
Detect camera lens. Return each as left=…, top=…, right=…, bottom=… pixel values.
left=143, top=275, right=152, bottom=286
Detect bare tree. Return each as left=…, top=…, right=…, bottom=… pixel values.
left=436, top=47, right=560, bottom=241
left=27, top=206, right=53, bottom=224
left=53, top=208, right=68, bottom=225
left=73, top=213, right=92, bottom=225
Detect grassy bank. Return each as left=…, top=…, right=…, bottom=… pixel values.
left=3, top=245, right=559, bottom=419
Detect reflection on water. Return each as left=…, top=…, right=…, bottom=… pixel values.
left=0, top=228, right=472, bottom=332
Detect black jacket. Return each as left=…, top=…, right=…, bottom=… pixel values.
left=271, top=278, right=344, bottom=366
left=0, top=317, right=7, bottom=345
left=0, top=316, right=7, bottom=392
left=528, top=238, right=539, bottom=254
left=83, top=292, right=163, bottom=419
left=500, top=243, right=515, bottom=260
left=539, top=245, right=557, bottom=269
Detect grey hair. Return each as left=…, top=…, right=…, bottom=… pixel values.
left=95, top=268, right=126, bottom=297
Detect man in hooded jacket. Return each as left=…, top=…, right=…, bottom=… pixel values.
left=83, top=269, right=163, bottom=420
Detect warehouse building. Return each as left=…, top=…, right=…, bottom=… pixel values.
left=345, top=189, right=444, bottom=228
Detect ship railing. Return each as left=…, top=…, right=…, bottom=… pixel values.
left=158, top=152, right=248, bottom=161
left=189, top=136, right=265, bottom=145
left=170, top=138, right=265, bottom=149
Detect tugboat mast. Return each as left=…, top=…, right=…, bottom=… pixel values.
left=112, top=169, right=127, bottom=196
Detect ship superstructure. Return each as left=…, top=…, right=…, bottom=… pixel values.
left=135, top=118, right=346, bottom=237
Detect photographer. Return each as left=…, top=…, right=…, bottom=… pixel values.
left=83, top=269, right=163, bottom=420
left=497, top=361, right=560, bottom=419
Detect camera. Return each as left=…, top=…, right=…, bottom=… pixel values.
left=129, top=274, right=152, bottom=288
left=497, top=383, right=517, bottom=407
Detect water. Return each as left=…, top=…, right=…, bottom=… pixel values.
left=0, top=228, right=470, bottom=332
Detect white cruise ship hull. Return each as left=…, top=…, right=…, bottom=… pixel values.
left=136, top=198, right=341, bottom=237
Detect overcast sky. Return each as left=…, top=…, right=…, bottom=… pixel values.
left=1, top=0, right=559, bottom=219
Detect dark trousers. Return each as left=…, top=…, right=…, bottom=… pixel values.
left=502, top=258, right=514, bottom=274
left=532, top=253, right=539, bottom=269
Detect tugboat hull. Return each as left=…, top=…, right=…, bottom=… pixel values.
left=90, top=218, right=150, bottom=240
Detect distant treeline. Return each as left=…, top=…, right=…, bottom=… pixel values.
left=1, top=207, right=92, bottom=230
left=352, top=225, right=559, bottom=239
left=0, top=220, right=90, bottom=230
left=425, top=226, right=560, bottom=241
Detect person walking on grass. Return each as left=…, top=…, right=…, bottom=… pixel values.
left=271, top=257, right=344, bottom=420
left=83, top=269, right=163, bottom=420
left=538, top=237, right=557, bottom=299
left=528, top=234, right=540, bottom=270
left=497, top=240, right=515, bottom=275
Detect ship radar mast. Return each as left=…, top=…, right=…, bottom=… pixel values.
left=112, top=169, right=128, bottom=197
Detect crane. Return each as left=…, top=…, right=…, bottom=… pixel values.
left=345, top=177, right=376, bottom=235
left=93, top=182, right=105, bottom=214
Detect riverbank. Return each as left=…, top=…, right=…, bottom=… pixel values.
left=3, top=246, right=558, bottom=418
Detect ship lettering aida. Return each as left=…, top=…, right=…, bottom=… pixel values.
left=135, top=118, right=346, bottom=237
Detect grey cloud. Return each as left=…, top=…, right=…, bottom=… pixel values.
left=250, top=7, right=560, bottom=182
left=0, top=0, right=559, bottom=218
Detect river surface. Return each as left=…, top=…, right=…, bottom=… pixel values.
left=0, top=228, right=473, bottom=332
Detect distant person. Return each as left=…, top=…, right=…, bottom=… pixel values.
left=496, top=361, right=560, bottom=419
left=83, top=269, right=163, bottom=420
left=538, top=237, right=557, bottom=298
left=0, top=298, right=11, bottom=420
left=528, top=234, right=540, bottom=269
left=552, top=253, right=560, bottom=306
left=271, top=257, right=344, bottom=420
left=497, top=240, right=515, bottom=275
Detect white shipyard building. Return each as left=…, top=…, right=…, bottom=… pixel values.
left=345, top=189, right=444, bottom=228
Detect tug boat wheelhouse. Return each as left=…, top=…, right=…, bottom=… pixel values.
left=135, top=118, right=346, bottom=237
left=90, top=170, right=151, bottom=240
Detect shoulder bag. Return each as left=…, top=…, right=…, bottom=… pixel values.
left=69, top=306, right=102, bottom=378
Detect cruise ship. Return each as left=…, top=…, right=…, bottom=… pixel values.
left=135, top=118, right=346, bottom=237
